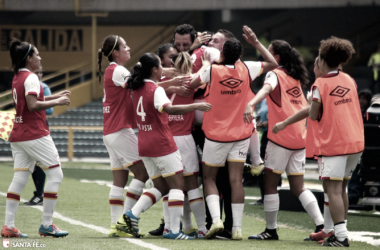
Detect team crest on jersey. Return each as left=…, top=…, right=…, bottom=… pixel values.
left=329, top=86, right=350, bottom=98
left=286, top=86, right=302, bottom=98
left=219, top=77, right=243, bottom=89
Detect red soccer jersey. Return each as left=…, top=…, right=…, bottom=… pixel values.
left=10, top=70, right=49, bottom=142
left=161, top=77, right=195, bottom=136
left=132, top=80, right=177, bottom=157
left=103, top=63, right=137, bottom=135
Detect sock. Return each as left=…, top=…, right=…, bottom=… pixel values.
left=5, top=171, right=30, bottom=228
left=188, top=188, right=206, bottom=233
left=334, top=222, right=348, bottom=241
left=249, top=132, right=263, bottom=166
left=323, top=193, right=334, bottom=234
left=344, top=219, right=347, bottom=226
left=231, top=203, right=244, bottom=232
left=163, top=195, right=170, bottom=230
left=168, top=189, right=184, bottom=234
left=32, top=166, right=46, bottom=196
left=182, top=194, right=193, bottom=232
left=299, top=190, right=324, bottom=226
left=124, top=179, right=144, bottom=213
left=131, top=188, right=162, bottom=218
left=42, top=167, right=63, bottom=228
left=109, top=185, right=124, bottom=224
left=264, top=194, right=279, bottom=230
left=206, top=194, right=220, bottom=224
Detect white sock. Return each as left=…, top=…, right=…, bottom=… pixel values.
left=182, top=195, right=193, bottom=232
left=344, top=219, right=347, bottom=226
left=42, top=167, right=63, bottom=228
left=188, top=188, right=206, bottom=233
left=206, top=194, right=220, bottom=224
left=323, top=193, right=334, bottom=234
left=231, top=203, right=244, bottom=232
left=124, top=179, right=144, bottom=213
left=109, top=185, right=124, bottom=224
left=264, top=194, right=279, bottom=229
left=5, top=171, right=29, bottom=228
left=168, top=189, right=184, bottom=234
left=249, top=133, right=263, bottom=166
left=299, top=190, right=324, bottom=226
left=162, top=195, right=170, bottom=230
left=334, top=222, right=348, bottom=241
left=131, top=188, right=162, bottom=218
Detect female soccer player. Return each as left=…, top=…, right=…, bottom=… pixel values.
left=190, top=25, right=277, bottom=240
left=98, top=35, right=150, bottom=238
left=244, top=40, right=324, bottom=241
left=308, top=37, right=363, bottom=247
left=117, top=52, right=211, bottom=240
left=1, top=40, right=70, bottom=238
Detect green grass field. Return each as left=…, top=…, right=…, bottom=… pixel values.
left=0, top=162, right=379, bottom=249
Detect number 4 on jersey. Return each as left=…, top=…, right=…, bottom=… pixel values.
left=136, top=96, right=146, bottom=121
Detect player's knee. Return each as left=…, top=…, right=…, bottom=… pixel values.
left=45, top=166, right=63, bottom=184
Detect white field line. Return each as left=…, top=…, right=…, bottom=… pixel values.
left=0, top=191, right=168, bottom=250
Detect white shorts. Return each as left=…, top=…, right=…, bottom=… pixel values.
left=318, top=152, right=362, bottom=181
left=141, top=150, right=183, bottom=179
left=264, top=141, right=305, bottom=175
left=174, top=134, right=199, bottom=176
left=103, top=128, right=141, bottom=171
left=11, top=135, right=61, bottom=173
left=202, top=138, right=249, bottom=167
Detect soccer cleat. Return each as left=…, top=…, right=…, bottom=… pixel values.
left=197, top=230, right=207, bottom=239
left=147, top=218, right=164, bottom=236
left=24, top=195, right=43, bottom=206
left=183, top=227, right=198, bottom=238
left=205, top=220, right=224, bottom=239
left=309, top=230, right=334, bottom=241
left=248, top=228, right=279, bottom=240
left=322, top=234, right=349, bottom=247
left=162, top=229, right=170, bottom=239
left=251, top=163, right=264, bottom=176
left=121, top=210, right=142, bottom=238
left=108, top=224, right=133, bottom=238
left=167, top=230, right=194, bottom=240
left=231, top=229, right=242, bottom=240
left=1, top=225, right=28, bottom=238
left=216, top=229, right=232, bottom=240
left=38, top=224, right=68, bottom=238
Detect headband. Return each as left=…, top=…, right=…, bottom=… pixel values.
left=107, top=36, right=119, bottom=57
left=21, top=44, right=32, bottom=62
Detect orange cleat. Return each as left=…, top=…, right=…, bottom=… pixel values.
left=310, top=230, right=333, bottom=241
left=1, top=225, right=28, bottom=238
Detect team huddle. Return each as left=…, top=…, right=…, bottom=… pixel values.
left=2, top=23, right=363, bottom=247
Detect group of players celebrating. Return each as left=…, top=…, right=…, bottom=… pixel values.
left=2, top=23, right=363, bottom=248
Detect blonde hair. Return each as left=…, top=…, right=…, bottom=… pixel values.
left=174, top=52, right=192, bottom=75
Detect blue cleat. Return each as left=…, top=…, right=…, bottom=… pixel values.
left=123, top=210, right=143, bottom=238
left=38, top=224, right=68, bottom=238
left=167, top=230, right=194, bottom=240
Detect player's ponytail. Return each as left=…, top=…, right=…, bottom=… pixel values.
left=220, top=38, right=242, bottom=65
left=127, top=53, right=160, bottom=90
left=10, top=39, right=35, bottom=74
left=270, top=40, right=309, bottom=88
left=98, top=35, right=120, bottom=84
left=173, top=52, right=192, bottom=75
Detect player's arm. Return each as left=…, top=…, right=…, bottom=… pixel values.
left=45, top=90, right=71, bottom=101
left=26, top=94, right=70, bottom=112
left=242, top=25, right=277, bottom=73
left=189, top=61, right=211, bottom=89
left=272, top=105, right=310, bottom=134
left=309, top=101, right=321, bottom=121
left=163, top=102, right=211, bottom=115
left=158, top=76, right=191, bottom=88
left=243, top=84, right=272, bottom=124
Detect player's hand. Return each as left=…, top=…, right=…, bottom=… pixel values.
left=201, top=55, right=211, bottom=67
left=307, top=91, right=313, bottom=104
left=242, top=25, right=259, bottom=46
left=171, top=76, right=192, bottom=87
left=272, top=121, right=286, bottom=134
left=191, top=32, right=212, bottom=50
left=196, top=103, right=212, bottom=112
left=243, top=104, right=254, bottom=124
left=56, top=90, right=71, bottom=97
left=57, top=96, right=70, bottom=106
left=176, top=86, right=194, bottom=97
left=163, top=68, right=181, bottom=78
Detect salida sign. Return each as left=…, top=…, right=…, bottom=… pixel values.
left=0, top=28, right=83, bottom=52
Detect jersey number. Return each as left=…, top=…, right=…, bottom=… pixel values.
left=136, top=96, right=146, bottom=121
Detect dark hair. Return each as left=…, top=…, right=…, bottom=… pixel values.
left=157, top=43, right=176, bottom=60
left=319, top=36, right=355, bottom=68
left=97, top=35, right=121, bottom=83
left=10, top=39, right=35, bottom=73
left=359, top=89, right=372, bottom=107
left=220, top=38, right=242, bottom=65
left=127, top=53, right=160, bottom=90
left=173, top=24, right=196, bottom=43
left=270, top=40, right=309, bottom=87
left=216, top=29, right=235, bottom=39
